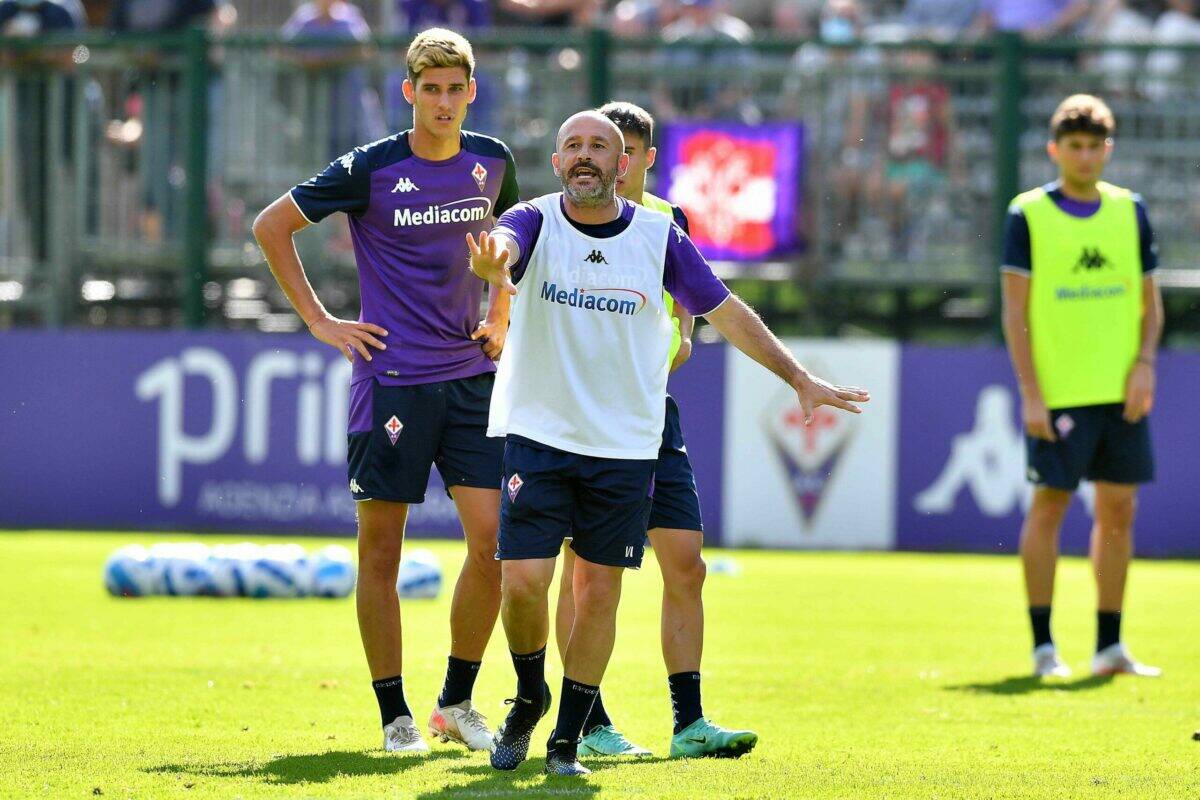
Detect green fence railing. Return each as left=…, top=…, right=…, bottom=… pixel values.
left=1, top=30, right=1198, bottom=343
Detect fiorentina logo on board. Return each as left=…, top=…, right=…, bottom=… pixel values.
left=762, top=366, right=858, bottom=527
left=471, top=162, right=488, bottom=192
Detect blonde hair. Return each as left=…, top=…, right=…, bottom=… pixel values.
left=1050, top=94, right=1115, bottom=140
left=406, top=28, right=475, bottom=84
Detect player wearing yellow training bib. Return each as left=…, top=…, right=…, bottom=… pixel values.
left=553, top=102, right=758, bottom=761
left=1001, top=95, right=1164, bottom=680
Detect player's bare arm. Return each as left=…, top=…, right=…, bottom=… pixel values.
left=466, top=230, right=518, bottom=296
left=704, top=295, right=869, bottom=424
left=252, top=194, right=388, bottom=364
left=670, top=307, right=695, bottom=373
left=1001, top=271, right=1054, bottom=441
left=1125, top=274, right=1163, bottom=423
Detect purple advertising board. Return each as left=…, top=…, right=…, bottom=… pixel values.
left=0, top=331, right=727, bottom=541
left=658, top=122, right=803, bottom=261
left=896, top=346, right=1200, bottom=557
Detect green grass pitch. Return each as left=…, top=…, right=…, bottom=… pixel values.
left=2, top=531, right=1198, bottom=799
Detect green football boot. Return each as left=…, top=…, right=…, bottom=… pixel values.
left=669, top=717, right=758, bottom=759
left=578, top=724, right=652, bottom=757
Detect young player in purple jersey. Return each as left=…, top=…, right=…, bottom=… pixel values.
left=253, top=28, right=518, bottom=755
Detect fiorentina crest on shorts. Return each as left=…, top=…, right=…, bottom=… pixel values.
left=507, top=473, right=523, bottom=503
left=384, top=415, right=403, bottom=445
left=471, top=162, right=488, bottom=192
left=762, top=367, right=858, bottom=526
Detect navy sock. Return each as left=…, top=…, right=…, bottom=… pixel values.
left=1097, top=610, right=1122, bottom=652
left=583, top=689, right=612, bottom=731
left=438, top=655, right=481, bottom=708
left=668, top=671, right=703, bottom=734
left=371, top=674, right=411, bottom=727
left=1029, top=606, right=1053, bottom=649
left=551, top=677, right=598, bottom=747
left=510, top=646, right=546, bottom=703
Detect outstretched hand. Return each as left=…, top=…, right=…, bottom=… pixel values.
left=793, top=372, right=870, bottom=425
left=466, top=231, right=517, bottom=296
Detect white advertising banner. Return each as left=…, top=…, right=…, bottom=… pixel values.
left=722, top=339, right=899, bottom=549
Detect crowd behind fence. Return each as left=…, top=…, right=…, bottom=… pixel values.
left=1, top=30, right=1198, bottom=343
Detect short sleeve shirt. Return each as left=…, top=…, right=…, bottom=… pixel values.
left=290, top=130, right=520, bottom=386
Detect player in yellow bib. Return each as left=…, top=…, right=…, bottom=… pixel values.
left=553, top=102, right=758, bottom=759
left=1001, top=95, right=1163, bottom=679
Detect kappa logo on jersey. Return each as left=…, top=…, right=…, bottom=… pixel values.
left=350, top=479, right=364, bottom=494
left=393, top=196, right=492, bottom=228
left=584, top=249, right=608, bottom=264
left=472, top=162, right=488, bottom=191
left=1073, top=247, right=1110, bottom=272
left=507, top=473, right=524, bottom=502
left=337, top=151, right=357, bottom=174
left=539, top=281, right=647, bottom=316
left=384, top=415, right=403, bottom=445
left=391, top=177, right=419, bottom=193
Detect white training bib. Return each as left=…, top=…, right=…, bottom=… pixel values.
left=488, top=194, right=674, bottom=459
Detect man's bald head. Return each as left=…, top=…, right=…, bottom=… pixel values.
left=556, top=110, right=625, bottom=153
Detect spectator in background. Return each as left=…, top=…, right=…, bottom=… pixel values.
left=0, top=0, right=85, bottom=264
left=1, top=0, right=83, bottom=33
left=969, top=0, right=1091, bottom=39
left=611, top=0, right=681, bottom=36
left=883, top=48, right=954, bottom=258
left=1083, top=1, right=1156, bottom=84
left=1146, top=0, right=1200, bottom=97
left=652, top=0, right=756, bottom=122
left=394, top=0, right=491, bottom=31
left=496, top=0, right=602, bottom=28
left=106, top=0, right=236, bottom=242
left=770, top=0, right=821, bottom=36
left=282, top=0, right=384, bottom=159
left=108, top=0, right=234, bottom=31
left=785, top=0, right=884, bottom=256
left=901, top=0, right=979, bottom=40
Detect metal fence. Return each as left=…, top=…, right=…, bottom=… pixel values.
left=1, top=31, right=1198, bottom=340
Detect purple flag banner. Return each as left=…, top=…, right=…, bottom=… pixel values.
left=659, top=122, right=803, bottom=261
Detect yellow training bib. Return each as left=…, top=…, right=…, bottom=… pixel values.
left=1016, top=182, right=1143, bottom=409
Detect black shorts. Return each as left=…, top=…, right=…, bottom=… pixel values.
left=346, top=373, right=504, bottom=503
left=1026, top=403, right=1154, bottom=491
left=498, top=437, right=654, bottom=568
left=648, top=395, right=703, bottom=533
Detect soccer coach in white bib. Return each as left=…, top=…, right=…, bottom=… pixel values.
left=468, top=111, right=870, bottom=776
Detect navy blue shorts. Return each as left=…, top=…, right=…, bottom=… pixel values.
left=498, top=437, right=654, bottom=568
left=346, top=373, right=504, bottom=503
left=648, top=395, right=703, bottom=533
left=1026, top=403, right=1154, bottom=491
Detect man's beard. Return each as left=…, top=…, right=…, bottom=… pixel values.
left=560, top=162, right=617, bottom=208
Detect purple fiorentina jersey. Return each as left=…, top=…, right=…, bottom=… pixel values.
left=291, top=130, right=519, bottom=386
